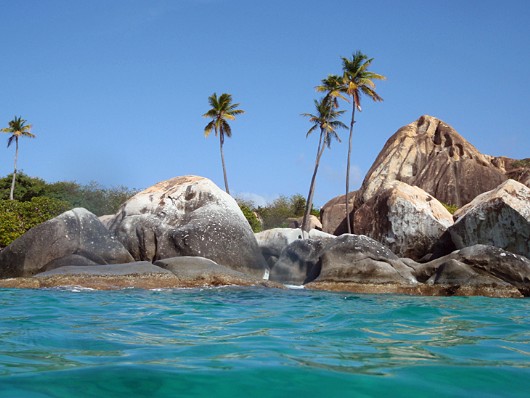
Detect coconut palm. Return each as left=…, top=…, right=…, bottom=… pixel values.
left=316, top=74, right=348, bottom=109
left=1, top=116, right=36, bottom=200
left=301, top=97, right=347, bottom=233
left=342, top=51, right=386, bottom=233
left=203, top=93, right=245, bottom=194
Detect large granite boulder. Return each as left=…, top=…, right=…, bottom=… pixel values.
left=354, top=181, right=454, bottom=260
left=109, top=176, right=268, bottom=277
left=255, top=228, right=334, bottom=268
left=315, top=235, right=417, bottom=285
left=358, top=115, right=508, bottom=207
left=320, top=191, right=356, bottom=235
left=410, top=245, right=530, bottom=297
left=0, top=208, right=134, bottom=278
left=448, top=179, right=530, bottom=258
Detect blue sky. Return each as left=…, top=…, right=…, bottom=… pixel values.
left=1, top=0, right=529, bottom=207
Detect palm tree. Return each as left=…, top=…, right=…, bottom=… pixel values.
left=203, top=93, right=244, bottom=195
left=1, top=116, right=36, bottom=200
left=301, top=97, right=347, bottom=232
left=341, top=51, right=385, bottom=233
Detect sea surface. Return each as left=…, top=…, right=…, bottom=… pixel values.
left=0, top=287, right=529, bottom=398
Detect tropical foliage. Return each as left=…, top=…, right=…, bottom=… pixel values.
left=203, top=93, right=245, bottom=195
left=0, top=196, right=71, bottom=247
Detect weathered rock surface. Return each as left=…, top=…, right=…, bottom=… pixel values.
left=448, top=179, right=530, bottom=258
left=0, top=208, right=134, bottom=278
left=410, top=245, right=530, bottom=297
left=269, top=238, right=329, bottom=285
left=354, top=181, right=453, bottom=260
left=109, top=176, right=267, bottom=277
left=358, top=115, right=508, bottom=207
left=315, top=235, right=417, bottom=285
left=35, top=262, right=170, bottom=277
left=320, top=191, right=356, bottom=235
left=155, top=256, right=280, bottom=287
left=255, top=228, right=334, bottom=267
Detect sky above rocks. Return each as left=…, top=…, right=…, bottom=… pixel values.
left=1, top=0, right=528, bottom=207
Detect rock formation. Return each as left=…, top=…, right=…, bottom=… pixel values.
left=359, top=115, right=508, bottom=207
left=354, top=181, right=453, bottom=260
left=109, top=176, right=268, bottom=277
left=448, top=179, right=530, bottom=258
left=320, top=191, right=356, bottom=235
left=0, top=208, right=134, bottom=278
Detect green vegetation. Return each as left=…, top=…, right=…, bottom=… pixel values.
left=300, top=97, right=346, bottom=232
left=0, top=196, right=71, bottom=247
left=442, top=202, right=459, bottom=215
left=0, top=173, right=138, bottom=247
left=1, top=116, right=36, bottom=200
left=203, top=93, right=245, bottom=195
left=512, top=158, right=530, bottom=168
left=237, top=194, right=320, bottom=232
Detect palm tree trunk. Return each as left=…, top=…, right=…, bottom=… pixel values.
left=345, top=105, right=356, bottom=233
left=219, top=134, right=230, bottom=195
left=302, top=130, right=326, bottom=233
left=9, top=138, right=18, bottom=201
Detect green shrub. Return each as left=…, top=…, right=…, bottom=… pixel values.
left=238, top=203, right=262, bottom=233
left=0, top=197, right=71, bottom=247
left=441, top=202, right=459, bottom=215
left=512, top=158, right=530, bottom=168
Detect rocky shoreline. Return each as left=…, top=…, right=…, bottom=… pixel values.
left=0, top=115, right=528, bottom=298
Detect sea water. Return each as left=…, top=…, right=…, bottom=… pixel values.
left=0, top=287, right=529, bottom=398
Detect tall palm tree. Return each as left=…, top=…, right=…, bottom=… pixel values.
left=342, top=51, right=386, bottom=233
left=1, top=116, right=36, bottom=200
left=301, top=97, right=347, bottom=233
left=203, top=93, right=245, bottom=195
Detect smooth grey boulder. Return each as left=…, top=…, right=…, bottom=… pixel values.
left=316, top=234, right=417, bottom=285
left=155, top=256, right=255, bottom=281
left=269, top=238, right=329, bottom=285
left=448, top=179, right=530, bottom=259
left=411, top=245, right=530, bottom=296
left=0, top=208, right=134, bottom=278
left=255, top=228, right=334, bottom=268
left=35, top=262, right=171, bottom=277
left=109, top=176, right=268, bottom=277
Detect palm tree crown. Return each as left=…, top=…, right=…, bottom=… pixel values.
left=202, top=93, right=244, bottom=194
left=342, top=51, right=385, bottom=111
left=315, top=74, right=348, bottom=109
left=1, top=116, right=36, bottom=200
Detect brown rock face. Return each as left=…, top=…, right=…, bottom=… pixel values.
left=359, top=115, right=508, bottom=207
left=320, top=191, right=356, bottom=235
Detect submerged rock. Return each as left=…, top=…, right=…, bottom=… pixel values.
left=0, top=208, right=134, bottom=278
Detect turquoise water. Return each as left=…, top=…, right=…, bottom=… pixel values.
left=0, top=287, right=529, bottom=398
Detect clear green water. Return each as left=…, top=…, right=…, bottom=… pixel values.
left=0, top=287, right=529, bottom=398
